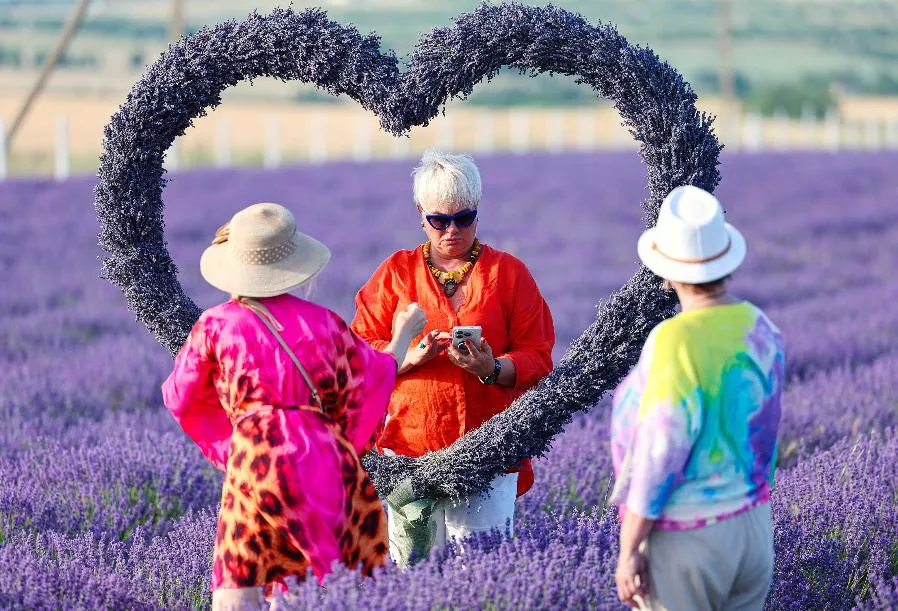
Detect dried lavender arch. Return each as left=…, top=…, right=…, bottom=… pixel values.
left=93, top=4, right=722, bottom=503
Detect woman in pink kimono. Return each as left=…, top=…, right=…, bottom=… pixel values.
left=162, top=202, right=426, bottom=610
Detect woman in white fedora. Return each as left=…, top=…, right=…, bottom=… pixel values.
left=161, top=202, right=426, bottom=610
left=610, top=185, right=785, bottom=610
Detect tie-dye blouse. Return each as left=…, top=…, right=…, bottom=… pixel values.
left=610, top=301, right=785, bottom=530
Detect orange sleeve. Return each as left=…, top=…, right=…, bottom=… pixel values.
left=499, top=263, right=555, bottom=397
left=351, top=256, right=400, bottom=352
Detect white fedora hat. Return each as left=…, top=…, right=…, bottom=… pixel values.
left=637, top=185, right=746, bottom=284
left=200, top=203, right=331, bottom=298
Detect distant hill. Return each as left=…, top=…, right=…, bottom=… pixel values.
left=1, top=0, right=896, bottom=115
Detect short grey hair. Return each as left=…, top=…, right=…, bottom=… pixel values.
left=412, top=149, right=482, bottom=210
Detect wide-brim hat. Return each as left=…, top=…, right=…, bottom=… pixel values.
left=637, top=185, right=746, bottom=284
left=200, top=202, right=331, bottom=298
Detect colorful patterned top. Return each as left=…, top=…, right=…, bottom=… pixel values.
left=162, top=294, right=398, bottom=593
left=610, top=301, right=785, bottom=530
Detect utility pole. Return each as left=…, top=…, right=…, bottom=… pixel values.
left=717, top=0, right=735, bottom=142
left=170, top=0, right=185, bottom=41
left=166, top=0, right=186, bottom=172
left=3, top=0, right=92, bottom=152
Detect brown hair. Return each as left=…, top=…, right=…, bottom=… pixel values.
left=693, top=276, right=729, bottom=294
left=688, top=276, right=730, bottom=296
left=663, top=275, right=730, bottom=294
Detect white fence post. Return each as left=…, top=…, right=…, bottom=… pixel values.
left=0, top=118, right=7, bottom=181
left=435, top=114, right=453, bottom=151
left=742, top=112, right=763, bottom=152
left=264, top=115, right=281, bottom=169
left=772, top=108, right=789, bottom=150
left=886, top=120, right=898, bottom=150
left=576, top=110, right=595, bottom=150
left=309, top=111, right=327, bottom=163
left=545, top=111, right=564, bottom=153
left=353, top=114, right=371, bottom=161
left=476, top=112, right=494, bottom=154
left=800, top=104, right=816, bottom=150
left=723, top=113, right=741, bottom=151
left=390, top=134, right=410, bottom=158
left=509, top=110, right=529, bottom=154
left=166, top=139, right=180, bottom=172
left=612, top=118, right=629, bottom=149
left=215, top=118, right=231, bottom=168
left=54, top=114, right=69, bottom=181
left=824, top=109, right=840, bottom=152
left=864, top=117, right=881, bottom=150
left=844, top=120, right=860, bottom=150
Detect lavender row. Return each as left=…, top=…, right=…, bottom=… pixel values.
left=1, top=323, right=894, bottom=549
left=1, top=151, right=896, bottom=607
left=2, top=151, right=896, bottom=363
left=3, top=277, right=894, bottom=450
left=3, top=428, right=894, bottom=610
left=0, top=431, right=220, bottom=541
left=778, top=351, right=898, bottom=465
left=2, top=345, right=894, bottom=586
left=770, top=429, right=898, bottom=604
left=1, top=255, right=894, bottom=452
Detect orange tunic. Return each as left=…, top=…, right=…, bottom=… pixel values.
left=351, top=243, right=555, bottom=496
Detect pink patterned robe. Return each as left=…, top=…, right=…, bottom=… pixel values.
left=161, top=294, right=397, bottom=594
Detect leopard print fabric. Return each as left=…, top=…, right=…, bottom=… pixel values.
left=161, top=295, right=398, bottom=596
left=213, top=405, right=388, bottom=595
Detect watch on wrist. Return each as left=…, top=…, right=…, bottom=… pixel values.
left=479, top=358, right=501, bottom=385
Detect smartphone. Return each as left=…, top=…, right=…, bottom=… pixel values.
left=451, top=325, right=482, bottom=353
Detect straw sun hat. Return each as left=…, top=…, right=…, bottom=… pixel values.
left=200, top=203, right=331, bottom=298
left=637, top=185, right=746, bottom=284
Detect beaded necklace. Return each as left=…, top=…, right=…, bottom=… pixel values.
left=423, top=239, right=482, bottom=297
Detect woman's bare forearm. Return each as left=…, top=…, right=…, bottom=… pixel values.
left=384, top=330, right=415, bottom=373
left=619, top=510, right=655, bottom=556
left=495, top=356, right=516, bottom=387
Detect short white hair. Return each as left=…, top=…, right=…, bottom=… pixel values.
left=412, top=149, right=482, bottom=210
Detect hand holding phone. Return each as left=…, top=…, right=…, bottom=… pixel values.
left=451, top=326, right=482, bottom=353
left=447, top=326, right=497, bottom=380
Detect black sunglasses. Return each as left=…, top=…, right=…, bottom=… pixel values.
left=424, top=209, right=478, bottom=231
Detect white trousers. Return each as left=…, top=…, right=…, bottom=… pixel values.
left=387, top=472, right=518, bottom=562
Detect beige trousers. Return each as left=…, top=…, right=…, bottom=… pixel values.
left=639, top=503, right=774, bottom=611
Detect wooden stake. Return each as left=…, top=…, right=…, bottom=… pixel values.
left=4, top=0, right=92, bottom=152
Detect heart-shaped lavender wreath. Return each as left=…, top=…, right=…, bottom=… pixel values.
left=94, top=3, right=722, bottom=503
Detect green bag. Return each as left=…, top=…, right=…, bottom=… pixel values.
left=385, top=478, right=441, bottom=567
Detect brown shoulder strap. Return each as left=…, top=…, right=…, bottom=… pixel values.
left=239, top=298, right=323, bottom=410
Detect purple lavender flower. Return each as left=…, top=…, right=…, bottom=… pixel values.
left=2, top=138, right=898, bottom=605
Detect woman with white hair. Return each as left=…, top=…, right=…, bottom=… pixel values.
left=611, top=185, right=785, bottom=610
left=352, top=150, right=555, bottom=565
left=161, top=202, right=426, bottom=609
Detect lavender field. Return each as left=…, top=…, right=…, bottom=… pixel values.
left=1, top=151, right=897, bottom=609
